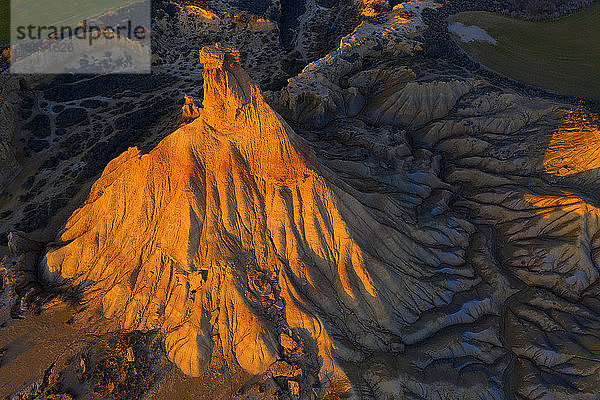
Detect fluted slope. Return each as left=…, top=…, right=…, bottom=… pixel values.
left=41, top=44, right=472, bottom=394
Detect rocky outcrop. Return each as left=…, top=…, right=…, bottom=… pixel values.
left=270, top=1, right=451, bottom=129
left=355, top=72, right=478, bottom=128
left=264, top=1, right=600, bottom=398
left=41, top=42, right=476, bottom=397
left=0, top=232, right=45, bottom=325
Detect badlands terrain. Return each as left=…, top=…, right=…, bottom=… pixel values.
left=1, top=0, right=600, bottom=399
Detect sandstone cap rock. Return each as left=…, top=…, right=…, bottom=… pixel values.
left=199, top=43, right=240, bottom=70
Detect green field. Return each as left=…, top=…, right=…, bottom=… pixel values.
left=0, top=0, right=139, bottom=46
left=0, top=0, right=8, bottom=45
left=451, top=3, right=600, bottom=100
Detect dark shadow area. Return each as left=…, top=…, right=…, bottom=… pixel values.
left=279, top=0, right=306, bottom=51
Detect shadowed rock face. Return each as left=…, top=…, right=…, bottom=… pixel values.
left=264, top=3, right=600, bottom=397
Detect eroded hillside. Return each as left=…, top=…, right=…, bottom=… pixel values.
left=2, top=1, right=600, bottom=399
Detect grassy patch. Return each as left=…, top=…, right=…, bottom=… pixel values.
left=0, top=0, right=8, bottom=45
left=11, top=0, right=137, bottom=27
left=451, top=3, right=600, bottom=100
left=0, top=0, right=138, bottom=46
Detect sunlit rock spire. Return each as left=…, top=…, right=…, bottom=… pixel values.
left=41, top=43, right=475, bottom=398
